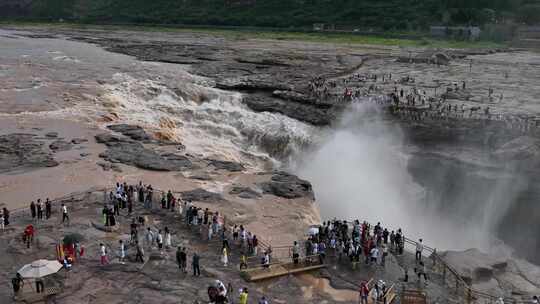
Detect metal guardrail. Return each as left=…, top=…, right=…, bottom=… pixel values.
left=340, top=220, right=533, bottom=304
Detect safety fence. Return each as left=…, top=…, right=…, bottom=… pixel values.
left=342, top=220, right=533, bottom=304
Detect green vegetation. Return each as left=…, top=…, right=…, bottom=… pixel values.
left=0, top=0, right=536, bottom=47
left=1, top=21, right=506, bottom=49
left=0, top=0, right=539, bottom=30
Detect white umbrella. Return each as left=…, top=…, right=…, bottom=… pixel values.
left=18, top=259, right=63, bottom=279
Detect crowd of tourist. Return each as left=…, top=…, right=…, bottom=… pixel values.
left=6, top=180, right=540, bottom=304
left=306, top=71, right=539, bottom=133
left=92, top=181, right=271, bottom=303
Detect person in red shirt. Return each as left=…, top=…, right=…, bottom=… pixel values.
left=24, top=225, right=34, bottom=248
left=359, top=281, right=369, bottom=304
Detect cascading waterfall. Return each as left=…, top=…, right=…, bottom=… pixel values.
left=100, top=73, right=316, bottom=169
left=291, top=99, right=525, bottom=255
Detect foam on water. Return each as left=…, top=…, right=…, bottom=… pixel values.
left=98, top=73, right=316, bottom=169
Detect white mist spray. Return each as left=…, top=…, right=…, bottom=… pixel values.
left=292, top=100, right=501, bottom=252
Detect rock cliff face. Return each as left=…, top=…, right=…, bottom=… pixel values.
left=404, top=118, right=540, bottom=265
left=442, top=249, right=540, bottom=297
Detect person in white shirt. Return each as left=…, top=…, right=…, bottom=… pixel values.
left=370, top=247, right=379, bottom=265
left=145, top=227, right=155, bottom=249
left=0, top=212, right=4, bottom=231
left=118, top=240, right=125, bottom=264
left=100, top=243, right=108, bottom=265
left=263, top=252, right=270, bottom=268
left=164, top=227, right=172, bottom=249
left=61, top=204, right=69, bottom=224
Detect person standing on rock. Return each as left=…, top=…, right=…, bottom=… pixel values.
left=157, top=229, right=164, bottom=252
left=252, top=235, right=259, bottom=256
left=45, top=198, right=51, bottom=219
left=370, top=246, right=379, bottom=265
left=180, top=247, right=187, bottom=273
left=166, top=190, right=173, bottom=209
left=382, top=245, right=388, bottom=267
left=137, top=182, right=144, bottom=203
left=145, top=227, right=154, bottom=249
left=61, top=203, right=69, bottom=225
left=100, top=243, right=109, bottom=265
left=30, top=201, right=36, bottom=220
left=0, top=211, right=4, bottom=232
left=130, top=220, right=138, bottom=244
left=118, top=240, right=125, bottom=264
left=416, top=261, right=428, bottom=284
left=222, top=246, right=229, bottom=267
left=135, top=240, right=145, bottom=263
left=359, top=280, right=369, bottom=304
left=239, top=288, right=248, bottom=304
left=113, top=198, right=120, bottom=216
left=127, top=193, right=133, bottom=215
left=37, top=199, right=43, bottom=220
left=192, top=252, right=201, bottom=276
left=176, top=246, right=183, bottom=270
left=164, top=227, right=172, bottom=249
left=2, top=208, right=9, bottom=226
left=292, top=241, right=300, bottom=265
left=415, top=239, right=423, bottom=262
left=144, top=186, right=153, bottom=209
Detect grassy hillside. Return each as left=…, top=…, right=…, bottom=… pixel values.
left=1, top=0, right=539, bottom=29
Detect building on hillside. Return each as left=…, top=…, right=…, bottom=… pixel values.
left=312, top=23, right=335, bottom=31
left=514, top=26, right=540, bottom=49
left=430, top=26, right=481, bottom=41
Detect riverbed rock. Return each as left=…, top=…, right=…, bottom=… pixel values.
left=260, top=171, right=314, bottom=199
left=242, top=95, right=334, bottom=126
left=0, top=133, right=59, bottom=172
left=206, top=159, right=244, bottom=172
left=215, top=74, right=292, bottom=91
left=49, top=139, right=73, bottom=151
left=95, top=133, right=192, bottom=171
left=229, top=186, right=261, bottom=199
left=91, top=221, right=120, bottom=232
left=180, top=188, right=224, bottom=202
left=189, top=173, right=212, bottom=181
left=45, top=132, right=59, bottom=138
left=107, top=124, right=153, bottom=142
left=71, top=138, right=88, bottom=144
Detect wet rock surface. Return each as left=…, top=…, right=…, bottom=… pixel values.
left=228, top=186, right=261, bottom=199
left=107, top=124, right=153, bottom=142
left=49, top=139, right=73, bottom=151
left=206, top=159, right=244, bottom=172
left=180, top=188, right=224, bottom=203
left=260, top=171, right=314, bottom=199
left=0, top=133, right=59, bottom=172
left=95, top=133, right=192, bottom=171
